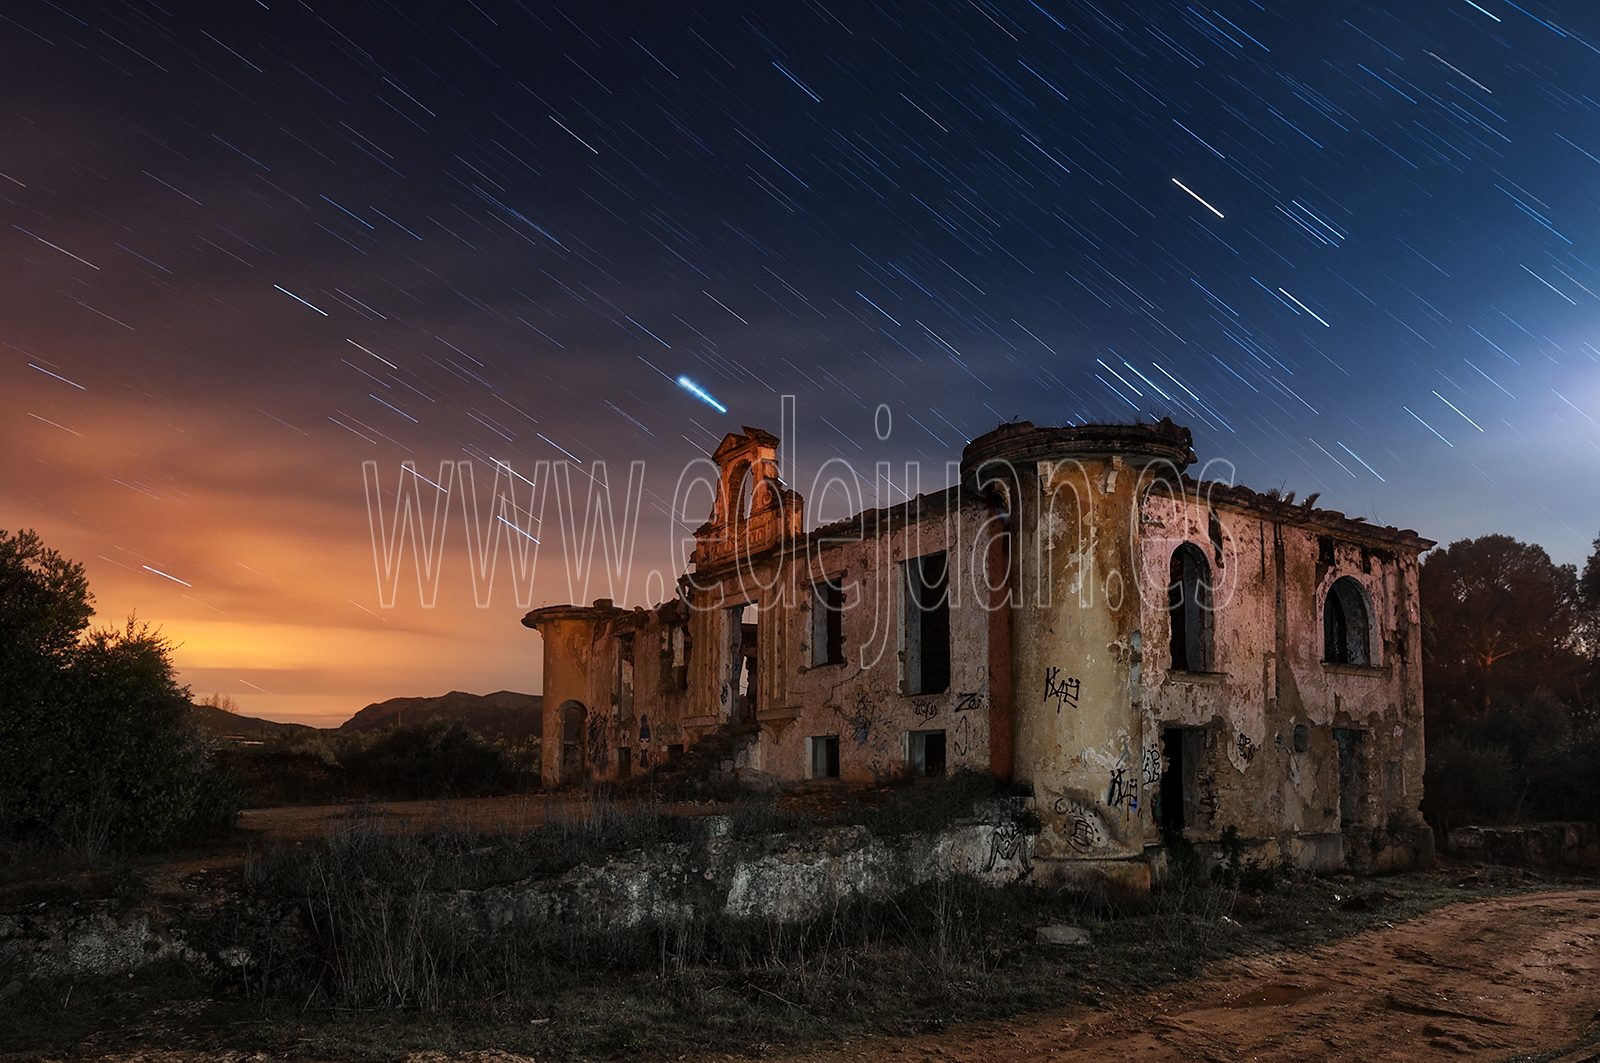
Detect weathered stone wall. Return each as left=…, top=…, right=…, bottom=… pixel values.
left=1137, top=481, right=1430, bottom=874
left=764, top=493, right=997, bottom=784
left=0, top=811, right=1038, bottom=981
left=439, top=810, right=1036, bottom=934
left=1448, top=823, right=1600, bottom=868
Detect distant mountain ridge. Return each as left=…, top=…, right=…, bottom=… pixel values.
left=190, top=702, right=313, bottom=737
left=340, top=689, right=543, bottom=737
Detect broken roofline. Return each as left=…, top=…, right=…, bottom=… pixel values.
left=523, top=418, right=1433, bottom=622
left=1160, top=477, right=1435, bottom=552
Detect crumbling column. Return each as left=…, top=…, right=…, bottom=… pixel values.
left=963, top=422, right=1194, bottom=890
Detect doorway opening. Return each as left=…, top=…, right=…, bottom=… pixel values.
left=1158, top=727, right=1204, bottom=833
left=560, top=701, right=587, bottom=786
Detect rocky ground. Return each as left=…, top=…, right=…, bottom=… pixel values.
left=20, top=888, right=1598, bottom=1062
left=4, top=798, right=1598, bottom=1062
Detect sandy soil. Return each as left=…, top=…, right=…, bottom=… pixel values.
left=775, top=888, right=1600, bottom=1063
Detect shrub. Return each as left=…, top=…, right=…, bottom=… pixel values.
left=340, top=720, right=508, bottom=798
left=0, top=530, right=240, bottom=856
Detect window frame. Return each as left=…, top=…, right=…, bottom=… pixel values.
left=1323, top=576, right=1373, bottom=666
left=809, top=577, right=846, bottom=667
left=1166, top=541, right=1215, bottom=674
left=809, top=734, right=841, bottom=779
left=900, top=550, right=951, bottom=696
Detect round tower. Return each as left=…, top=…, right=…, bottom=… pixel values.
left=962, top=420, right=1195, bottom=889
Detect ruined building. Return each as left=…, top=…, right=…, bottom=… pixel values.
left=523, top=420, right=1435, bottom=885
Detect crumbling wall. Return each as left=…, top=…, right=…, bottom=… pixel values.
left=1138, top=486, right=1431, bottom=874
left=763, top=494, right=995, bottom=785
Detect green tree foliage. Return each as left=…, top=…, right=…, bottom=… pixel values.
left=1419, top=531, right=1600, bottom=831
left=0, top=529, right=240, bottom=855
left=1419, top=534, right=1583, bottom=726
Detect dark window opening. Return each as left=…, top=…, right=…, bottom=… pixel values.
left=616, top=635, right=635, bottom=718
left=811, top=578, right=846, bottom=666
left=903, top=551, right=951, bottom=695
left=728, top=603, right=758, bottom=723
left=1158, top=727, right=1204, bottom=833
left=560, top=701, right=586, bottom=786
left=616, top=746, right=632, bottom=778
left=666, top=743, right=685, bottom=759
left=1335, top=728, right=1363, bottom=827
left=659, top=623, right=689, bottom=693
left=1167, top=543, right=1213, bottom=672
left=1324, top=577, right=1370, bottom=665
left=811, top=735, right=840, bottom=778
left=909, top=730, right=947, bottom=776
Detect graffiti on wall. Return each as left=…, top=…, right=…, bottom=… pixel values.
left=1053, top=797, right=1108, bottom=853
left=1043, top=667, right=1081, bottom=713
left=912, top=699, right=939, bottom=723
left=1141, top=744, right=1163, bottom=788
left=1235, top=732, right=1257, bottom=764
left=953, top=713, right=973, bottom=758
left=983, top=819, right=1033, bottom=874
left=1106, top=765, right=1137, bottom=812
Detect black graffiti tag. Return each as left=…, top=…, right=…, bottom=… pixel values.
left=912, top=700, right=938, bottom=722
left=1106, top=765, right=1136, bottom=811
left=955, top=691, right=984, bottom=713
left=983, top=820, right=1032, bottom=874
left=1141, top=745, right=1163, bottom=787
left=1236, top=732, right=1257, bottom=763
left=1043, top=667, right=1081, bottom=713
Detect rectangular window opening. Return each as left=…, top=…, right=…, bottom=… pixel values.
left=616, top=635, right=635, bottom=718
left=902, top=551, right=951, bottom=695
left=810, top=578, right=846, bottom=666
left=616, top=746, right=632, bottom=778
left=728, top=604, right=758, bottom=723
left=659, top=623, right=689, bottom=694
left=810, top=734, right=841, bottom=779
left=909, top=729, right=947, bottom=777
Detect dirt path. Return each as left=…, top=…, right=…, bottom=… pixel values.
left=774, top=889, right=1600, bottom=1063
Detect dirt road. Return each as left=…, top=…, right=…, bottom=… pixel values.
left=775, top=889, right=1600, bottom=1063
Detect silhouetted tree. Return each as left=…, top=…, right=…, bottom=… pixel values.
left=0, top=529, right=239, bottom=855
left=1419, top=534, right=1582, bottom=731
left=1578, top=531, right=1600, bottom=725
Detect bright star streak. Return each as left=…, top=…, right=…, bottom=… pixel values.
left=143, top=565, right=192, bottom=586
left=678, top=376, right=727, bottom=413
left=1171, top=178, right=1224, bottom=218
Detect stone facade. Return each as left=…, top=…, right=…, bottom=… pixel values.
left=523, top=420, right=1435, bottom=885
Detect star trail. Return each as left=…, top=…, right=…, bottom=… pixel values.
left=2, top=0, right=1598, bottom=723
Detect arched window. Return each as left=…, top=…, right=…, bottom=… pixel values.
left=559, top=701, right=587, bottom=785
left=1168, top=543, right=1213, bottom=672
left=1323, top=577, right=1371, bottom=665
left=724, top=461, right=751, bottom=522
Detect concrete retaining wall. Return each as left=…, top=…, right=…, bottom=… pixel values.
left=1447, top=823, right=1600, bottom=868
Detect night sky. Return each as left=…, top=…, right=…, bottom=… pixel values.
left=4, top=0, right=1599, bottom=725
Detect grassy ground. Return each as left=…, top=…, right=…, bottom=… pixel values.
left=1, top=789, right=1595, bottom=1062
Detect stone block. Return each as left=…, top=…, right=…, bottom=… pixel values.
left=1035, top=924, right=1091, bottom=946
